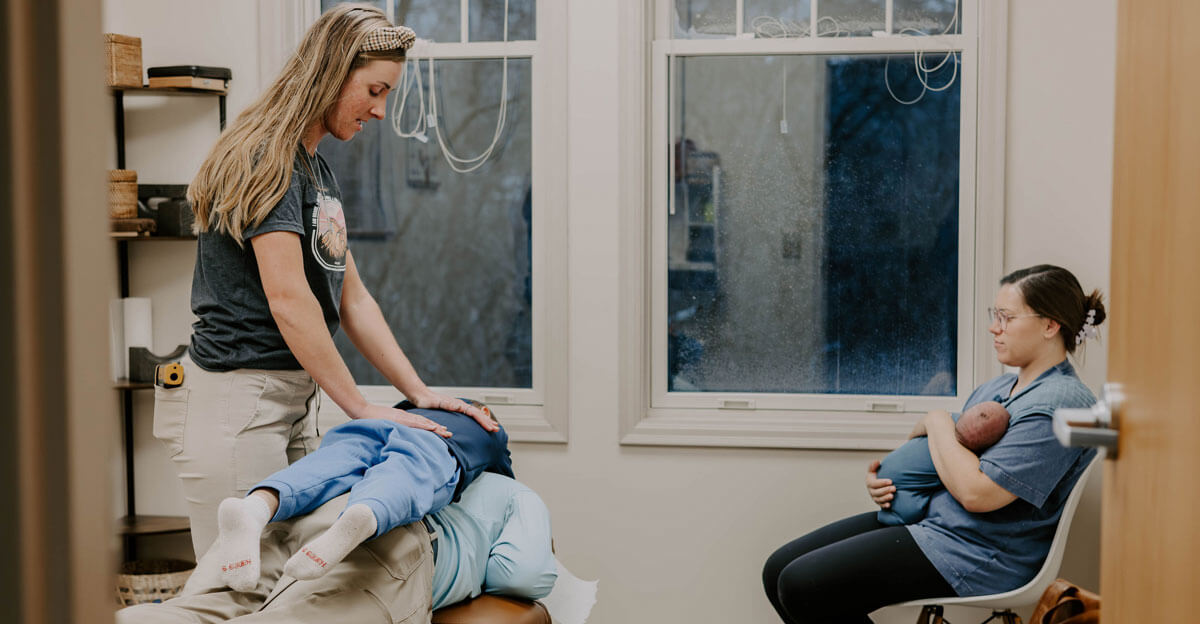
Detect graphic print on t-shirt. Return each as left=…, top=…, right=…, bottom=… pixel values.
left=310, top=191, right=348, bottom=272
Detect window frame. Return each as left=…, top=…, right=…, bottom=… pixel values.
left=618, top=0, right=1008, bottom=450
left=267, top=0, right=568, bottom=442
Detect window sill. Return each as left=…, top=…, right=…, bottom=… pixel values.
left=319, top=387, right=566, bottom=444
left=620, top=407, right=919, bottom=451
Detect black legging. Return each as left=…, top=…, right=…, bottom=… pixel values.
left=762, top=512, right=955, bottom=624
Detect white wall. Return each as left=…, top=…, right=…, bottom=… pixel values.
left=109, top=0, right=1117, bottom=622
left=101, top=0, right=261, bottom=542
left=1002, top=0, right=1117, bottom=609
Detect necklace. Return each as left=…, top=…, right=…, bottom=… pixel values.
left=305, top=147, right=324, bottom=196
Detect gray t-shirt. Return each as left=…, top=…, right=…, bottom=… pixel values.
left=189, top=151, right=347, bottom=371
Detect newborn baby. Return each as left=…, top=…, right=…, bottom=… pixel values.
left=875, top=401, right=1011, bottom=525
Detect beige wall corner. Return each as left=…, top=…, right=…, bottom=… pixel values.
left=4, top=0, right=117, bottom=622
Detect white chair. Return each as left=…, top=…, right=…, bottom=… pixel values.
left=890, top=454, right=1101, bottom=624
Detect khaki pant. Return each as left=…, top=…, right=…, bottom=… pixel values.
left=116, top=494, right=435, bottom=624
left=153, top=353, right=321, bottom=556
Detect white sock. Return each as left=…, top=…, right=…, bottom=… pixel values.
left=283, top=504, right=378, bottom=580
left=213, top=495, right=272, bottom=592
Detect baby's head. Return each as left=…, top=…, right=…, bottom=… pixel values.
left=954, top=401, right=1011, bottom=453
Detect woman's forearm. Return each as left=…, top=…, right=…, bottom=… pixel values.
left=925, top=412, right=1016, bottom=512
left=253, top=231, right=371, bottom=419
left=269, top=289, right=371, bottom=418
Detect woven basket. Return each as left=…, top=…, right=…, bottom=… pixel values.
left=104, top=33, right=142, bottom=88
left=108, top=169, right=137, bottom=219
left=115, top=559, right=194, bottom=606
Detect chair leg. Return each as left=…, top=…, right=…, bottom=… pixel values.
left=916, top=605, right=946, bottom=624
left=980, top=610, right=1022, bottom=624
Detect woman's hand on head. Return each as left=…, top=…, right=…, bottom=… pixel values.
left=866, top=459, right=895, bottom=509
left=409, top=389, right=499, bottom=433
left=355, top=403, right=452, bottom=438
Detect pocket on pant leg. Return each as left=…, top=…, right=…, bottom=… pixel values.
left=262, top=588, right=392, bottom=624
left=152, top=386, right=190, bottom=458
left=286, top=384, right=322, bottom=463
left=363, top=521, right=429, bottom=582
left=233, top=372, right=312, bottom=491
left=362, top=523, right=434, bottom=624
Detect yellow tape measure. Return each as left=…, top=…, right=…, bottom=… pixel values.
left=155, top=362, right=184, bottom=388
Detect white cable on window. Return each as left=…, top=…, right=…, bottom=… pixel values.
left=391, top=48, right=429, bottom=142
left=750, top=15, right=807, bottom=38
left=815, top=15, right=850, bottom=38
left=389, top=0, right=511, bottom=173
left=749, top=2, right=960, bottom=108
left=429, top=53, right=508, bottom=173
left=884, top=0, right=961, bottom=105
left=752, top=14, right=845, bottom=135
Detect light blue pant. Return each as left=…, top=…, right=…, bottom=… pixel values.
left=255, top=419, right=459, bottom=538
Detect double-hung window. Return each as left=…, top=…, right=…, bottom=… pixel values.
left=301, top=0, right=567, bottom=441
left=623, top=0, right=1006, bottom=448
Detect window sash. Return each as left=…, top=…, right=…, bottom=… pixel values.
left=645, top=3, right=981, bottom=417
left=298, top=0, right=567, bottom=442
left=380, top=0, right=536, bottom=43
left=387, top=48, right=545, bottom=409
left=407, top=40, right=537, bottom=58
left=666, top=0, right=964, bottom=40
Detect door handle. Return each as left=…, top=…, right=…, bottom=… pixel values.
left=1053, top=382, right=1123, bottom=456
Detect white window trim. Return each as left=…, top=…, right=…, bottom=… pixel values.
left=256, top=1, right=323, bottom=92
left=262, top=1, right=569, bottom=443
left=618, top=0, right=1007, bottom=450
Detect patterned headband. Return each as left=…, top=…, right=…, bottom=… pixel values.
left=361, top=26, right=416, bottom=52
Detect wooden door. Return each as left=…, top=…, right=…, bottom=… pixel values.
left=1101, top=0, right=1200, bottom=620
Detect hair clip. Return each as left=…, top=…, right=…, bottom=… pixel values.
left=1075, top=308, right=1099, bottom=346
left=362, top=26, right=416, bottom=52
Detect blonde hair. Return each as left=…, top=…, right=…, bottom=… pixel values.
left=188, top=4, right=408, bottom=242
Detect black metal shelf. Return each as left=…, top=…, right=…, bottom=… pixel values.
left=112, top=85, right=227, bottom=96
left=121, top=514, right=191, bottom=537
left=111, top=234, right=197, bottom=241
left=113, top=85, right=225, bottom=559
left=114, top=379, right=153, bottom=390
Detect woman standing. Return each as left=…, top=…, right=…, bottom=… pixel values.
left=762, top=265, right=1105, bottom=623
left=155, top=4, right=496, bottom=557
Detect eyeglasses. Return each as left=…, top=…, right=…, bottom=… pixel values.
left=986, top=307, right=1041, bottom=330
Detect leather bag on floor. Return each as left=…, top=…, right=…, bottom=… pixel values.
left=1030, top=578, right=1101, bottom=624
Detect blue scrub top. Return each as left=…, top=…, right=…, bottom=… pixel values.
left=908, top=359, right=1098, bottom=596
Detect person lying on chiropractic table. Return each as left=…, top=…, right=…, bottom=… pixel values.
left=117, top=403, right=557, bottom=623
left=206, top=399, right=514, bottom=592
left=116, top=471, right=556, bottom=623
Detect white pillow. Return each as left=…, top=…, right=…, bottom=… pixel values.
left=539, top=557, right=598, bottom=624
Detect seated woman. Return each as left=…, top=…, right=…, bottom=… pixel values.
left=762, top=264, right=1104, bottom=624
left=116, top=472, right=557, bottom=624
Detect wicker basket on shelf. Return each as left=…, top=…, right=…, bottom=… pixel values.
left=108, top=169, right=138, bottom=219
left=104, top=33, right=143, bottom=88
left=115, top=559, right=194, bottom=606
